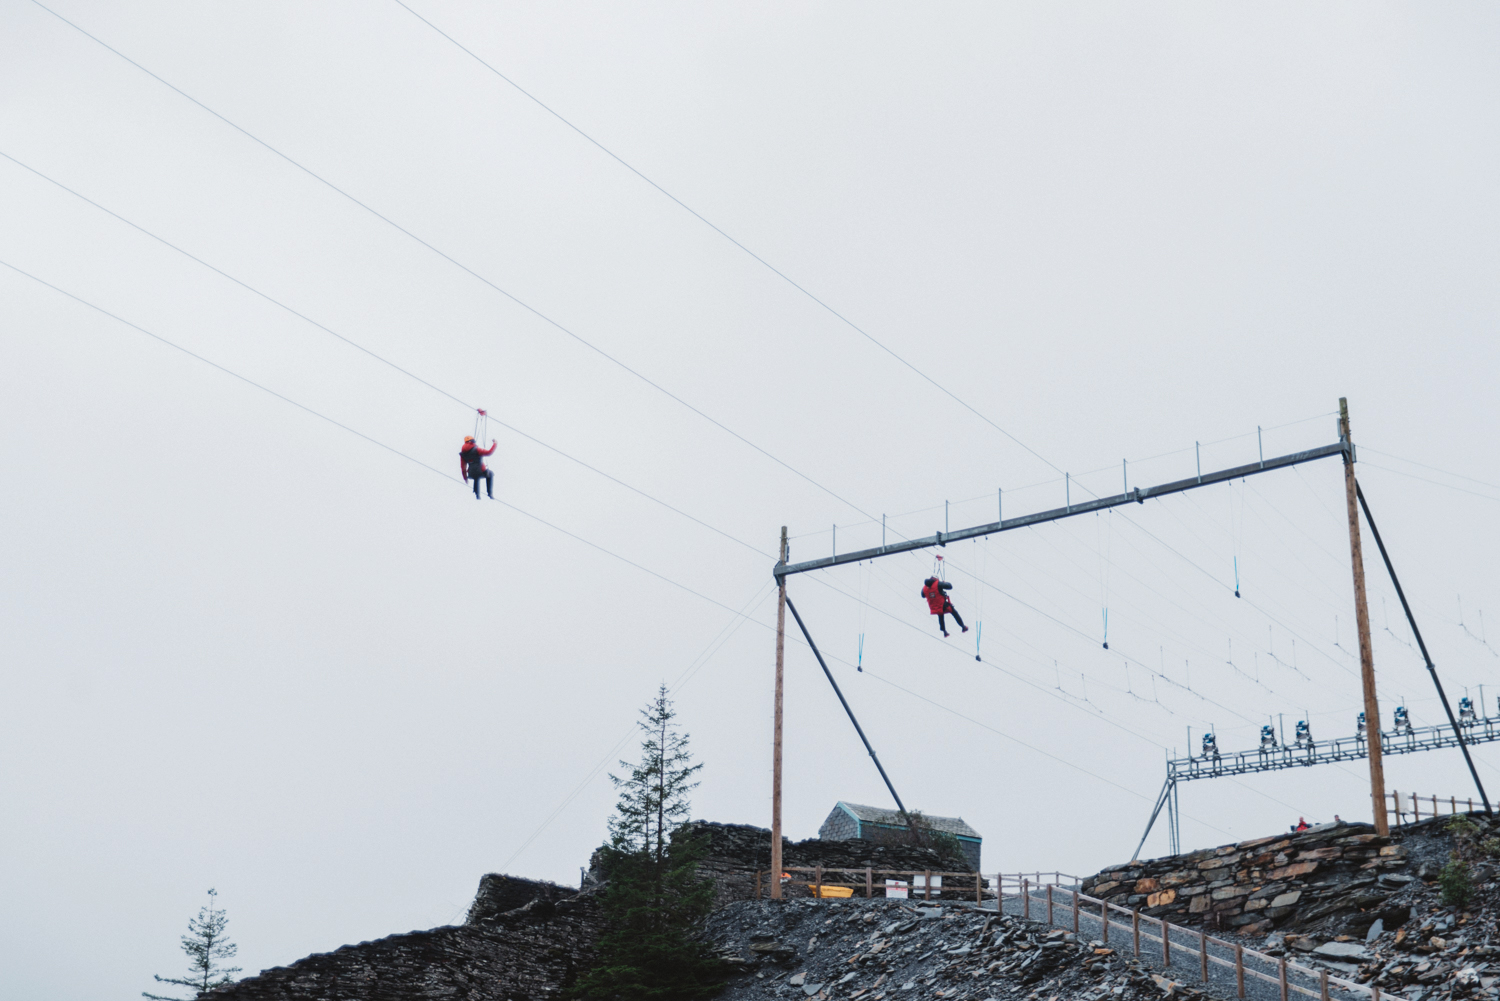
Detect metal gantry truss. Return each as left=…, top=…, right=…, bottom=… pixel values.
left=1174, top=717, right=1500, bottom=782
left=1136, top=717, right=1500, bottom=857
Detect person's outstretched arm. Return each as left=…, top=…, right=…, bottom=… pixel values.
left=479, top=440, right=498, bottom=457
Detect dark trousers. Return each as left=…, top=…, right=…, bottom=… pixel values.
left=939, top=606, right=964, bottom=633
left=470, top=469, right=493, bottom=498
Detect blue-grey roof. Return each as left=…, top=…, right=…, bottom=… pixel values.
left=837, top=801, right=981, bottom=840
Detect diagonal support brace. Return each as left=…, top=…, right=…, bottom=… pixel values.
left=784, top=596, right=920, bottom=838
left=1356, top=480, right=1492, bottom=815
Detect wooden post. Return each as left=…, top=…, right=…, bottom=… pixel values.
left=1452, top=796, right=1457, bottom=815
left=1073, top=889, right=1080, bottom=934
left=975, top=873, right=982, bottom=905
left=1340, top=399, right=1389, bottom=836
left=1102, top=900, right=1109, bottom=943
left=1023, top=878, right=1030, bottom=919
left=1279, top=956, right=1288, bottom=1001
left=1132, top=909, right=1140, bottom=956
left=1200, top=929, right=1208, bottom=982
left=771, top=527, right=788, bottom=896
left=1319, top=970, right=1330, bottom=1001
left=815, top=865, right=823, bottom=899
left=1373, top=986, right=1381, bottom=1001
left=1047, top=884, right=1054, bottom=924
left=867, top=867, right=873, bottom=899
left=756, top=870, right=762, bottom=900
left=1162, top=919, right=1171, bottom=964
left=1235, top=944, right=1245, bottom=999
left=925, top=869, right=932, bottom=901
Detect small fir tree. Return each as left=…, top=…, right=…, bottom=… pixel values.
left=144, top=889, right=241, bottom=999
left=572, top=685, right=727, bottom=1000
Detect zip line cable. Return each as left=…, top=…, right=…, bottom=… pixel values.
left=812, top=577, right=1316, bottom=825
left=1113, top=506, right=1359, bottom=678
left=0, top=150, right=774, bottom=560
left=13, top=253, right=1193, bottom=843
left=390, top=0, right=1068, bottom=480
left=28, top=0, right=879, bottom=523
left=6, top=258, right=1346, bottom=843
left=1361, top=462, right=1500, bottom=505
left=809, top=565, right=1260, bottom=727
left=7, top=249, right=1128, bottom=781
left=0, top=257, right=768, bottom=621
left=1363, top=448, right=1500, bottom=494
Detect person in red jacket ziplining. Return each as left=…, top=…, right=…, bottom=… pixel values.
left=460, top=435, right=497, bottom=499
left=921, top=576, right=967, bottom=637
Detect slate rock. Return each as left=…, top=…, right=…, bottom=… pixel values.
left=1314, top=941, right=1371, bottom=960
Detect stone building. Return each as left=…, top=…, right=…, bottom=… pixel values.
left=817, top=801, right=982, bottom=871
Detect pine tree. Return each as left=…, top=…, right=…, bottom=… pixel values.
left=143, top=889, right=242, bottom=1000
left=572, top=686, right=726, bottom=1000
left=607, top=684, right=701, bottom=862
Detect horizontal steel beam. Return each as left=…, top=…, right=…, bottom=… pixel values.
left=1170, top=717, right=1500, bottom=783
left=775, top=440, right=1352, bottom=579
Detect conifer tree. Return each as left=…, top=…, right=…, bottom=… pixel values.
left=573, top=685, right=726, bottom=1000
left=144, top=889, right=241, bottom=999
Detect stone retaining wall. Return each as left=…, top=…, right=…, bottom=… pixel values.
left=1080, top=821, right=1412, bottom=938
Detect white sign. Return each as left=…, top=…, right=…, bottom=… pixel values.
left=884, top=879, right=909, bottom=899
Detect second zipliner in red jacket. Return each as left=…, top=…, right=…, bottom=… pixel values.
left=460, top=436, right=498, bottom=499
left=921, top=577, right=967, bottom=637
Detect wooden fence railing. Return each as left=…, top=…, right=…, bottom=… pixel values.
left=1388, top=790, right=1482, bottom=826
left=753, top=867, right=1083, bottom=902
left=753, top=870, right=1376, bottom=999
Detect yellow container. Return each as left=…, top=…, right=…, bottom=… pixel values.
left=814, top=884, right=854, bottom=898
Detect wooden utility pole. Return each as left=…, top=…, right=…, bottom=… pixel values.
left=771, top=526, right=787, bottom=898
left=1340, top=398, right=1389, bottom=835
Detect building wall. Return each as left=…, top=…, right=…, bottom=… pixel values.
left=818, top=806, right=861, bottom=842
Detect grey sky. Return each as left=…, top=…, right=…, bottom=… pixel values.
left=3, top=3, right=1498, bottom=999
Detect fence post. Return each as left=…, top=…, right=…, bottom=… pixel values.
left=1373, top=986, right=1382, bottom=1001
left=976, top=872, right=982, bottom=905
left=1279, top=956, right=1288, bottom=1001
left=1101, top=900, right=1109, bottom=943
left=866, top=867, right=873, bottom=899
left=1073, top=889, right=1080, bottom=934
left=1023, top=878, right=1030, bottom=920
left=925, top=870, right=932, bottom=902
left=1319, top=970, right=1329, bottom=1001
left=1132, top=909, right=1141, bottom=957
left=1235, top=944, right=1245, bottom=999
left=1047, top=884, right=1054, bottom=924
left=1199, top=929, right=1208, bottom=982
left=1162, top=919, right=1171, bottom=964
left=815, top=866, right=823, bottom=899
left=756, top=870, right=762, bottom=900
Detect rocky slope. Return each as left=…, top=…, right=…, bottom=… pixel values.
left=704, top=898, right=1213, bottom=1001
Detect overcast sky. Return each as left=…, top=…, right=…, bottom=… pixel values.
left=4, top=2, right=1500, bottom=998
